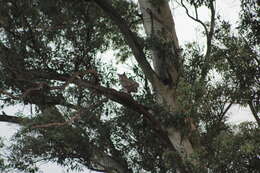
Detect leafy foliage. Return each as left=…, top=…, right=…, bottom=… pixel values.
left=0, top=0, right=259, bottom=173
left=239, top=0, right=260, bottom=45
left=200, top=122, right=260, bottom=173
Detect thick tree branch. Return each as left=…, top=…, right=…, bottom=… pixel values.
left=30, top=69, right=161, bottom=127
left=28, top=70, right=174, bottom=147
left=73, top=76, right=163, bottom=131
left=92, top=0, right=160, bottom=86
left=0, top=114, right=24, bottom=124
left=1, top=69, right=160, bottom=131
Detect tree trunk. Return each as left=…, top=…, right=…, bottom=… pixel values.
left=138, top=0, right=196, bottom=169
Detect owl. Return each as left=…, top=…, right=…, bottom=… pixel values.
left=118, top=73, right=139, bottom=93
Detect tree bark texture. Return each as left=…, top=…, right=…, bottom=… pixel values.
left=138, top=0, right=195, bottom=167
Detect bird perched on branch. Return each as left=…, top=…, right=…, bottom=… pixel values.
left=118, top=73, right=139, bottom=93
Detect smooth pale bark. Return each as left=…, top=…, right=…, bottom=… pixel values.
left=138, top=0, right=195, bottom=168
left=138, top=0, right=180, bottom=86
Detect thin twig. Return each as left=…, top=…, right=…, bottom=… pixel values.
left=179, top=0, right=215, bottom=81
left=180, top=0, right=208, bottom=37
left=218, top=102, right=232, bottom=122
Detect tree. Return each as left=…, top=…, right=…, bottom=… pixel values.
left=0, top=0, right=259, bottom=173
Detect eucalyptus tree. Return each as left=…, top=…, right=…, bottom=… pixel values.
left=0, top=0, right=259, bottom=173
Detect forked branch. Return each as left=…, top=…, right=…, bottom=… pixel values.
left=179, top=0, right=216, bottom=80
left=180, top=0, right=208, bottom=37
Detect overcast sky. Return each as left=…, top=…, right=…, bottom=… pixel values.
left=0, top=0, right=256, bottom=173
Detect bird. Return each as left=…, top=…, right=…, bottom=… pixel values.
left=118, top=73, right=139, bottom=93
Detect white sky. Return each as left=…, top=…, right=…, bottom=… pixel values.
left=0, top=0, right=256, bottom=173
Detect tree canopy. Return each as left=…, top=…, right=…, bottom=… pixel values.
left=0, top=0, right=259, bottom=173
